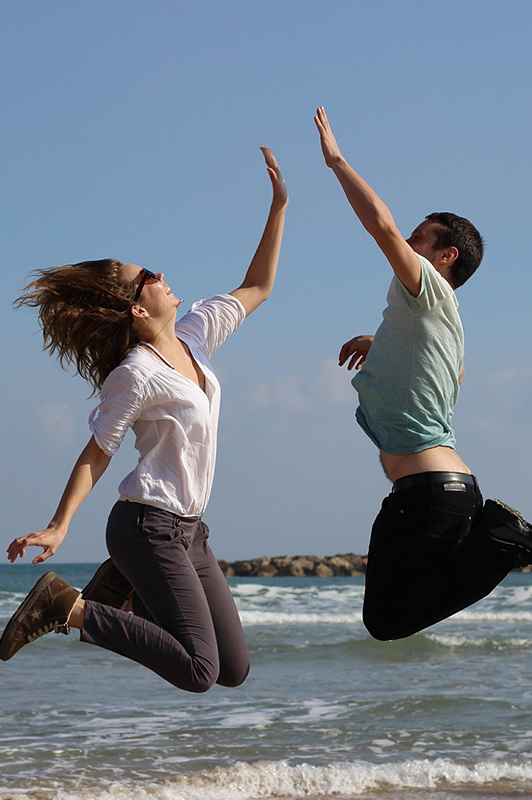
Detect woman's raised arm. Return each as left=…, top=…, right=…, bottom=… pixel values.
left=230, top=147, right=288, bottom=316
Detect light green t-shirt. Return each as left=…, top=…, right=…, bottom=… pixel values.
left=352, top=255, right=463, bottom=455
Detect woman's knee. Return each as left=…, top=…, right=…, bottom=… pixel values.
left=172, top=670, right=217, bottom=694
left=216, top=661, right=250, bottom=688
left=183, top=661, right=249, bottom=692
left=186, top=679, right=216, bottom=694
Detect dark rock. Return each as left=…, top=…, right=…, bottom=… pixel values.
left=218, top=553, right=368, bottom=577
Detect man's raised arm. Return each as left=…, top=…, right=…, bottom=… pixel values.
left=314, top=106, right=421, bottom=296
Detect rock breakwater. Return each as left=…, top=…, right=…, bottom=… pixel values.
left=218, top=553, right=367, bottom=578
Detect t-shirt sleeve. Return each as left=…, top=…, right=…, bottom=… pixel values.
left=174, top=294, right=246, bottom=358
left=395, top=255, right=454, bottom=312
left=88, top=365, right=145, bottom=456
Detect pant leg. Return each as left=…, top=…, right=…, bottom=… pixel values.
left=186, top=521, right=249, bottom=687
left=363, top=481, right=514, bottom=640
left=81, top=502, right=220, bottom=692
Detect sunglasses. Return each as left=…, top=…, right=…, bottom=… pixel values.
left=133, top=268, right=161, bottom=302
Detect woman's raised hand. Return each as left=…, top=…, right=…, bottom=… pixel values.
left=260, top=147, right=288, bottom=210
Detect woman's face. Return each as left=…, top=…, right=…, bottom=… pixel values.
left=120, top=263, right=182, bottom=319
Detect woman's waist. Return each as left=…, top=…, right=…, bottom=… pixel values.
left=117, top=498, right=201, bottom=524
left=118, top=486, right=208, bottom=519
left=117, top=461, right=214, bottom=517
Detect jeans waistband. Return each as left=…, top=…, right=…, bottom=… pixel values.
left=392, top=472, right=478, bottom=493
left=118, top=499, right=200, bottom=523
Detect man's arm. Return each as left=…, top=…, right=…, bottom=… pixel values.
left=314, top=106, right=421, bottom=296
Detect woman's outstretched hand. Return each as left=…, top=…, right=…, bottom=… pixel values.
left=7, top=523, right=68, bottom=565
left=314, top=106, right=343, bottom=168
left=339, top=335, right=375, bottom=371
left=6, top=436, right=111, bottom=565
left=229, top=147, right=287, bottom=317
left=260, top=147, right=288, bottom=210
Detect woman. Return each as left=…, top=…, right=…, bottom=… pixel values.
left=0, top=147, right=288, bottom=692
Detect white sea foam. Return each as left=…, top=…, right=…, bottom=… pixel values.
left=217, top=709, right=275, bottom=728
left=450, top=609, right=532, bottom=623
left=233, top=582, right=532, bottom=630
left=232, top=583, right=364, bottom=604
left=239, top=606, right=532, bottom=627
left=425, top=632, right=532, bottom=649
left=4, top=758, right=532, bottom=800
left=0, top=593, right=26, bottom=616
left=239, top=610, right=362, bottom=625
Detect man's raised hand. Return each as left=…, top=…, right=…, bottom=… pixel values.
left=314, top=106, right=343, bottom=168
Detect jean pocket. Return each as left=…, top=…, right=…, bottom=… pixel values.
left=138, top=507, right=183, bottom=548
left=424, top=499, right=477, bottom=563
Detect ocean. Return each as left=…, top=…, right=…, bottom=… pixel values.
left=1, top=564, right=532, bottom=800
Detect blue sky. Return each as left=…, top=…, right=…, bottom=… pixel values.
left=1, top=0, right=531, bottom=563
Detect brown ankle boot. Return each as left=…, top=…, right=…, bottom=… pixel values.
left=81, top=558, right=133, bottom=609
left=0, top=571, right=81, bottom=661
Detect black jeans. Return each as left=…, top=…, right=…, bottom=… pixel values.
left=81, top=501, right=249, bottom=692
left=363, top=474, right=514, bottom=640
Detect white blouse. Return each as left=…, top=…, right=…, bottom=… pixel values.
left=88, top=294, right=246, bottom=517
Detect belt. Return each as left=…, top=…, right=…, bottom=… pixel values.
left=392, top=472, right=478, bottom=493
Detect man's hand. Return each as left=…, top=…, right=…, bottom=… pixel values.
left=339, top=335, right=374, bottom=371
left=314, top=106, right=343, bottom=168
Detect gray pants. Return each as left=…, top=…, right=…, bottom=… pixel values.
left=81, top=501, right=250, bottom=692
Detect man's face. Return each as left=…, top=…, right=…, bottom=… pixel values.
left=406, top=220, right=457, bottom=285
left=406, top=221, right=440, bottom=262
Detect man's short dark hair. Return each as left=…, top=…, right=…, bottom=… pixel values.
left=425, top=212, right=485, bottom=288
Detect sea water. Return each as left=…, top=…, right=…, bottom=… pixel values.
left=1, top=564, right=532, bottom=800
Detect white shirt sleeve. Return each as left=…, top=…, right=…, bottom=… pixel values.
left=88, top=364, right=146, bottom=456
left=175, top=294, right=246, bottom=359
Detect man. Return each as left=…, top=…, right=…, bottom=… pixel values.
left=314, top=106, right=532, bottom=640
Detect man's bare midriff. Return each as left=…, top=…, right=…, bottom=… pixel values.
left=380, top=446, right=472, bottom=484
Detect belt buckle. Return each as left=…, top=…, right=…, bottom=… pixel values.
left=443, top=482, right=466, bottom=492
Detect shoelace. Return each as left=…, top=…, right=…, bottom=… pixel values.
left=27, top=621, right=68, bottom=641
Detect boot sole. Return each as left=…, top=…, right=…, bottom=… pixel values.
left=0, top=570, right=56, bottom=661
left=490, top=526, right=532, bottom=553
left=486, top=499, right=532, bottom=561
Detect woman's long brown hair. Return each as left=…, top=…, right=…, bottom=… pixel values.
left=14, top=259, right=138, bottom=392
